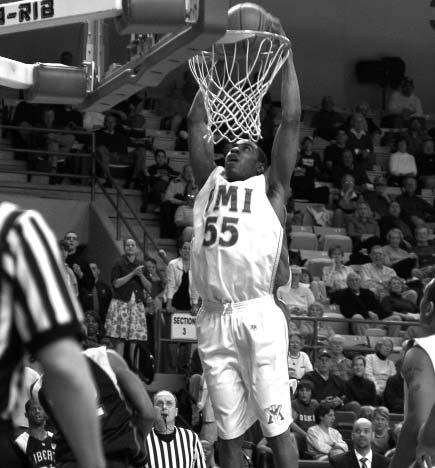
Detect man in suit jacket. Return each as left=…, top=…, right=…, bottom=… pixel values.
left=330, top=418, right=390, bottom=468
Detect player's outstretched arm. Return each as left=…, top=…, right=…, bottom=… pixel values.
left=268, top=38, right=301, bottom=201
left=390, top=346, right=435, bottom=468
left=187, top=90, right=216, bottom=188
left=107, top=349, right=155, bottom=442
left=37, top=338, right=105, bottom=468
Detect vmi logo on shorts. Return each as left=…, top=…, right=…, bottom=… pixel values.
left=264, top=404, right=284, bottom=424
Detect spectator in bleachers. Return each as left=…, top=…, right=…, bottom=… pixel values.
left=88, top=262, right=113, bottom=326
left=382, top=229, right=417, bottom=279
left=301, top=269, right=329, bottom=304
left=83, top=310, right=102, bottom=349
left=95, top=113, right=146, bottom=188
left=344, top=355, right=377, bottom=407
left=95, top=113, right=130, bottom=186
left=303, top=349, right=347, bottom=409
left=323, top=129, right=349, bottom=180
left=291, top=137, right=329, bottom=203
left=347, top=202, right=380, bottom=248
left=410, top=226, right=435, bottom=269
left=388, top=137, right=417, bottom=186
left=371, top=407, right=396, bottom=455
left=306, top=403, right=349, bottom=460
left=381, top=277, right=419, bottom=322
left=365, top=339, right=397, bottom=399
left=160, top=164, right=194, bottom=238
left=332, top=149, right=370, bottom=189
left=347, top=113, right=374, bottom=168
left=287, top=332, right=313, bottom=380
left=323, top=246, right=355, bottom=293
left=59, top=240, right=78, bottom=296
left=406, top=117, right=427, bottom=155
left=311, top=96, right=345, bottom=141
left=384, top=77, right=424, bottom=128
left=350, top=102, right=381, bottom=139
left=416, top=138, right=435, bottom=188
left=330, top=272, right=384, bottom=335
left=364, top=176, right=394, bottom=219
left=383, top=359, right=404, bottom=414
left=35, top=107, right=76, bottom=184
left=174, top=182, right=198, bottom=238
left=378, top=201, right=414, bottom=244
left=145, top=149, right=179, bottom=209
left=329, top=335, right=352, bottom=381
left=277, top=265, right=315, bottom=316
left=64, top=231, right=94, bottom=308
left=300, top=302, right=335, bottom=344
left=397, top=176, right=435, bottom=228
left=104, top=238, right=151, bottom=363
left=360, top=406, right=375, bottom=421
left=332, top=174, right=365, bottom=227
left=291, top=380, right=319, bottom=456
left=164, top=241, right=198, bottom=372
left=360, top=245, right=398, bottom=298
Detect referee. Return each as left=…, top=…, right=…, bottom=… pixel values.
left=0, top=202, right=105, bottom=468
left=146, top=390, right=206, bottom=468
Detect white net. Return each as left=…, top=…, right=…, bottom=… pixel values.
left=189, top=31, right=290, bottom=144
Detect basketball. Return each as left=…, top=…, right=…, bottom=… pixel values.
left=227, top=3, right=273, bottom=54
left=227, top=3, right=272, bottom=33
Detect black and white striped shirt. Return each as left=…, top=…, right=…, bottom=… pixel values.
left=146, top=427, right=206, bottom=468
left=0, top=202, right=83, bottom=420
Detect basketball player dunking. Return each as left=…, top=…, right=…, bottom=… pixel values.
left=390, top=278, right=435, bottom=468
left=187, top=21, right=300, bottom=468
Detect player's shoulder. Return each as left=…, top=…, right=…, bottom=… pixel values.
left=15, top=431, right=30, bottom=451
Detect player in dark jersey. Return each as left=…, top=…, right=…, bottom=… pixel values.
left=33, top=346, right=154, bottom=468
left=15, top=399, right=56, bottom=468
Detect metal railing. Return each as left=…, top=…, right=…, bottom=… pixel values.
left=0, top=123, right=166, bottom=263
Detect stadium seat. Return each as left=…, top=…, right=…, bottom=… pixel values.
left=365, top=328, right=387, bottom=337
left=335, top=411, right=357, bottom=428
left=322, top=311, right=348, bottom=335
left=313, top=226, right=346, bottom=237
left=292, top=225, right=314, bottom=233
left=305, top=258, right=332, bottom=279
left=389, top=413, right=404, bottom=427
left=341, top=335, right=369, bottom=349
left=320, top=234, right=352, bottom=253
left=300, top=250, right=329, bottom=261
left=290, top=232, right=318, bottom=250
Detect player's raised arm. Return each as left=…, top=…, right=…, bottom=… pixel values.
left=187, top=90, right=216, bottom=188
left=268, top=38, right=301, bottom=200
left=390, top=346, right=435, bottom=468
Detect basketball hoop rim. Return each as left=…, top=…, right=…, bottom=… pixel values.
left=216, top=29, right=290, bottom=47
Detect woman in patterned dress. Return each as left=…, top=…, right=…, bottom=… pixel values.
left=105, top=238, right=151, bottom=363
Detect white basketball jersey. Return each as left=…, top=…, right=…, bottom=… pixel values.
left=413, top=335, right=435, bottom=372
left=191, top=166, right=284, bottom=303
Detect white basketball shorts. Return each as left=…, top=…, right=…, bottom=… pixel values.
left=196, top=294, right=292, bottom=440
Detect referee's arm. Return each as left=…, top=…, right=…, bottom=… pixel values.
left=8, top=209, right=105, bottom=468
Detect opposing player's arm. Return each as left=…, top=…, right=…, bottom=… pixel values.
left=107, top=350, right=155, bottom=437
left=37, top=339, right=105, bottom=468
left=187, top=90, right=216, bottom=188
left=390, top=346, right=435, bottom=468
left=268, top=40, right=301, bottom=200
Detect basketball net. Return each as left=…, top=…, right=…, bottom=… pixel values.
left=189, top=31, right=290, bottom=144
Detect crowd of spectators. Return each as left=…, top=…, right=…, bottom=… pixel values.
left=8, top=70, right=435, bottom=468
